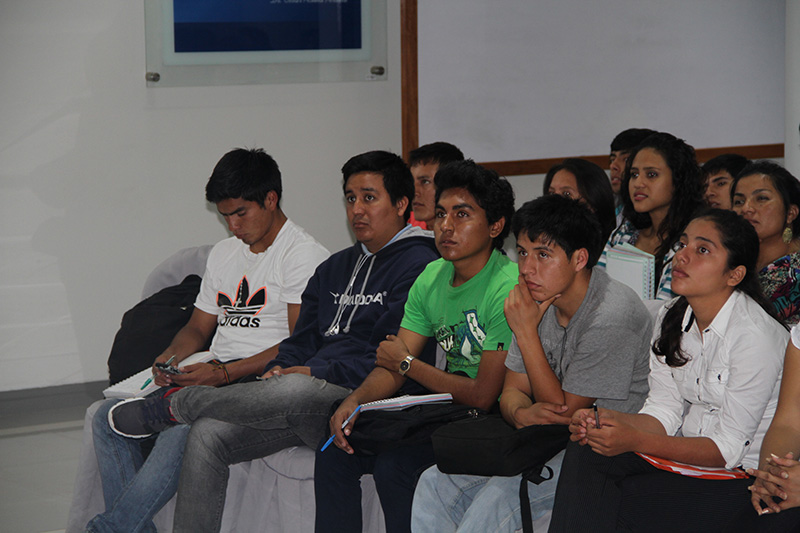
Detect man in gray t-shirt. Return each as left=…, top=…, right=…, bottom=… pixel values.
left=411, top=194, right=652, bottom=533
left=505, top=265, right=651, bottom=415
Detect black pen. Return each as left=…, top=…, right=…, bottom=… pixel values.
left=593, top=404, right=601, bottom=429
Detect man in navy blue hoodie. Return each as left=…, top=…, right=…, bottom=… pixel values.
left=109, top=151, right=439, bottom=532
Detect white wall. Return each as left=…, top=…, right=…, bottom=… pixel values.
left=0, top=1, right=403, bottom=391
left=787, top=0, right=800, bottom=175
left=418, top=0, right=785, bottom=161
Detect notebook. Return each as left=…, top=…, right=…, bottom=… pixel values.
left=605, top=243, right=656, bottom=300
left=103, top=351, right=215, bottom=399
left=360, top=393, right=454, bottom=411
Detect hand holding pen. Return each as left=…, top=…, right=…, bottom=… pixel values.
left=142, top=355, right=176, bottom=390
left=320, top=405, right=362, bottom=452
left=568, top=406, right=601, bottom=445
left=322, top=398, right=363, bottom=454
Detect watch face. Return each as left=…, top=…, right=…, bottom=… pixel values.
left=400, top=360, right=410, bottom=372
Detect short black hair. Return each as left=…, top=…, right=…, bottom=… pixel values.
left=512, top=195, right=604, bottom=269
left=610, top=128, right=658, bottom=153
left=409, top=142, right=465, bottom=168
left=702, top=153, right=749, bottom=181
left=341, top=151, right=414, bottom=222
left=205, top=148, right=282, bottom=206
left=434, top=160, right=515, bottom=250
left=543, top=158, right=616, bottom=239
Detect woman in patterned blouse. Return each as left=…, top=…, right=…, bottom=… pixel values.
left=732, top=161, right=800, bottom=325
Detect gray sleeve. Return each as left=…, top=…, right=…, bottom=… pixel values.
left=504, top=334, right=525, bottom=373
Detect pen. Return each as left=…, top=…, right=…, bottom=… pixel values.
left=593, top=404, right=601, bottom=429
left=320, top=405, right=363, bottom=452
left=142, top=355, right=178, bottom=389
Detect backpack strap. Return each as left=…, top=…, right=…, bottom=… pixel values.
left=518, top=464, right=554, bottom=533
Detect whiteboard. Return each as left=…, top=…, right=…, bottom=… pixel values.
left=417, top=0, right=785, bottom=161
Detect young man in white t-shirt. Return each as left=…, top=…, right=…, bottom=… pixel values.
left=86, top=148, right=329, bottom=533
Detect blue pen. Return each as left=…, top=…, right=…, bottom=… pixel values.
left=320, top=405, right=363, bottom=452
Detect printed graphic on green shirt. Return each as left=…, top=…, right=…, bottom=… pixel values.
left=435, top=309, right=486, bottom=374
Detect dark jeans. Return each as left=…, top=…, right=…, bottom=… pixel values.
left=314, top=442, right=436, bottom=533
left=549, top=441, right=754, bottom=532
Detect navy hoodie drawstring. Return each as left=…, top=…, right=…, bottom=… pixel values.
left=343, top=255, right=376, bottom=333
left=325, top=253, right=373, bottom=336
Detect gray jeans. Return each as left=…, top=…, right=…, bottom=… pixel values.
left=168, top=373, right=351, bottom=533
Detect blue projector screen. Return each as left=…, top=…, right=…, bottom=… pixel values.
left=173, top=0, right=362, bottom=53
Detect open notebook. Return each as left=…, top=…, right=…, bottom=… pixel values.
left=605, top=243, right=656, bottom=300
left=103, top=351, right=215, bottom=399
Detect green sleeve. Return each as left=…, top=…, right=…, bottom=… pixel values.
left=400, top=269, right=434, bottom=337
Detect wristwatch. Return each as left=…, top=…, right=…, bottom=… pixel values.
left=398, top=354, right=415, bottom=376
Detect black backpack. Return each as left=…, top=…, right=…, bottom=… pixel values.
left=106, top=275, right=207, bottom=385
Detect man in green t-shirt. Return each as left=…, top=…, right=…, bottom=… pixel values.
left=314, top=160, right=518, bottom=533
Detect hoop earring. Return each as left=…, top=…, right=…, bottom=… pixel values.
left=783, top=226, right=794, bottom=244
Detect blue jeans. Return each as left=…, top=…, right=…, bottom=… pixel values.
left=86, top=398, right=190, bottom=533
left=410, top=449, right=564, bottom=533
left=166, top=374, right=351, bottom=533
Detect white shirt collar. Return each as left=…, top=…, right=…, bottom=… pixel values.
left=682, top=291, right=740, bottom=337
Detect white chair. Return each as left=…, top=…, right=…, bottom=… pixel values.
left=66, top=401, right=386, bottom=532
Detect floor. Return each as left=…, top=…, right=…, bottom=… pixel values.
left=0, top=381, right=107, bottom=533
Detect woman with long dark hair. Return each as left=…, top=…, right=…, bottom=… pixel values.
left=599, top=132, right=705, bottom=300
left=549, top=209, right=788, bottom=532
left=732, top=161, right=800, bottom=324
left=542, top=158, right=617, bottom=240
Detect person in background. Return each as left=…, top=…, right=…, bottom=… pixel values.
left=732, top=161, right=800, bottom=325
left=543, top=158, right=617, bottom=240
left=609, top=128, right=657, bottom=224
left=702, top=153, right=749, bottom=210
left=599, top=132, right=705, bottom=301
left=407, top=141, right=465, bottom=229
left=549, top=208, right=788, bottom=532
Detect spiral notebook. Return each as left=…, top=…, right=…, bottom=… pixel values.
left=360, top=393, right=453, bottom=411
left=605, top=243, right=656, bottom=300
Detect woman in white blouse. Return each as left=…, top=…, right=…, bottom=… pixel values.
left=548, top=208, right=788, bottom=532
